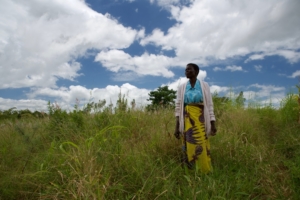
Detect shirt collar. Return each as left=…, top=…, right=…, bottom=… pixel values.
left=186, top=79, right=200, bottom=90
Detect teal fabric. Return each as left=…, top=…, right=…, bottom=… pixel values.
left=184, top=80, right=203, bottom=105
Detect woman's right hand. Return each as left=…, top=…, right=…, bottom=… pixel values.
left=174, top=117, right=180, bottom=139
left=174, top=128, right=181, bottom=139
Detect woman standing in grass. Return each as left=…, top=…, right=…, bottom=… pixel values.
left=174, top=63, right=217, bottom=173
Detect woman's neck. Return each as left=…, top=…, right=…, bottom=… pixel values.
left=189, top=77, right=197, bottom=88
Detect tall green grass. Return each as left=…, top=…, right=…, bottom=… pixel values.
left=0, top=94, right=299, bottom=199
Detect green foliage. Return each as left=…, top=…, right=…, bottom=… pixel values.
left=280, top=93, right=299, bottom=123
left=235, top=91, right=246, bottom=108
left=81, top=99, right=106, bottom=114
left=116, top=93, right=128, bottom=112
left=47, top=103, right=70, bottom=139
left=0, top=107, right=46, bottom=122
left=93, top=99, right=107, bottom=113
left=0, top=93, right=300, bottom=199
left=0, top=107, right=18, bottom=121
left=212, top=92, right=230, bottom=119
left=146, top=86, right=176, bottom=111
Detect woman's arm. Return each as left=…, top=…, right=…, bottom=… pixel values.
left=174, top=85, right=182, bottom=139
left=204, top=82, right=215, bottom=121
left=204, top=82, right=217, bottom=135
left=210, top=121, right=217, bottom=136
left=174, top=116, right=180, bottom=139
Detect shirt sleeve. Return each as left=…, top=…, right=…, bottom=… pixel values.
left=175, top=85, right=182, bottom=117
left=204, top=82, right=216, bottom=121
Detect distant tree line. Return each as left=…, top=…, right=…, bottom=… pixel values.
left=0, top=107, right=47, bottom=121
left=4, top=84, right=285, bottom=122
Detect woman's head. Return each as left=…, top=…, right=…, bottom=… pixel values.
left=185, top=63, right=199, bottom=78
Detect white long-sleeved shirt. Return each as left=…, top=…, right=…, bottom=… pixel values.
left=175, top=80, right=216, bottom=136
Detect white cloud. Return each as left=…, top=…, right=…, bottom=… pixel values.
left=216, top=83, right=286, bottom=107
left=141, top=0, right=300, bottom=64
left=95, top=50, right=175, bottom=77
left=249, top=84, right=285, bottom=93
left=226, top=66, right=243, bottom=72
left=0, top=80, right=288, bottom=111
left=0, top=97, right=48, bottom=112
left=0, top=0, right=298, bottom=112
left=136, top=28, right=146, bottom=40
left=27, top=83, right=151, bottom=111
left=245, top=50, right=300, bottom=64
left=198, top=70, right=207, bottom=81
left=165, top=78, right=187, bottom=91
left=289, top=70, right=300, bottom=78
left=246, top=84, right=286, bottom=106
left=0, top=0, right=138, bottom=89
left=254, top=65, right=262, bottom=72
left=2, top=0, right=298, bottom=90
left=277, top=50, right=300, bottom=64
left=213, top=65, right=244, bottom=72
left=210, top=85, right=229, bottom=94
left=244, top=54, right=266, bottom=63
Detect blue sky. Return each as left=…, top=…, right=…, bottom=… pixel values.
left=0, top=0, right=299, bottom=111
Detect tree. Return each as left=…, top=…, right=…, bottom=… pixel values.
left=146, top=86, right=176, bottom=110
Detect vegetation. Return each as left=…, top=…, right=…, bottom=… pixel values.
left=146, top=86, right=176, bottom=111
left=0, top=91, right=300, bottom=200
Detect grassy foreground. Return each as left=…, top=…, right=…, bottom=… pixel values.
left=0, top=95, right=299, bottom=200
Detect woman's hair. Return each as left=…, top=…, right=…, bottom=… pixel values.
left=187, top=63, right=199, bottom=75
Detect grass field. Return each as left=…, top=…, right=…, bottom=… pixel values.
left=0, top=94, right=299, bottom=200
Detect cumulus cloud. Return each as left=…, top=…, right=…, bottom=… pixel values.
left=210, top=83, right=286, bottom=107
left=0, top=79, right=288, bottom=111
left=244, top=54, right=266, bottom=63
left=244, top=84, right=286, bottom=106
left=277, top=50, right=300, bottom=64
left=289, top=70, right=300, bottom=78
left=245, top=50, right=300, bottom=64
left=213, top=65, right=244, bottom=72
left=0, top=97, right=48, bottom=111
left=0, top=0, right=138, bottom=89
left=0, top=0, right=297, bottom=112
left=27, top=83, right=151, bottom=111
left=210, top=85, right=229, bottom=94
left=95, top=49, right=175, bottom=77
left=141, top=0, right=300, bottom=64
left=2, top=0, right=298, bottom=90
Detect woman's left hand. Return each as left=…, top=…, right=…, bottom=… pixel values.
left=211, top=121, right=217, bottom=136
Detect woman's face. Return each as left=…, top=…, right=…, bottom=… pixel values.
left=185, top=65, right=197, bottom=79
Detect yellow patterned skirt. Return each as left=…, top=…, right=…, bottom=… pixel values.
left=182, top=104, right=212, bottom=173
